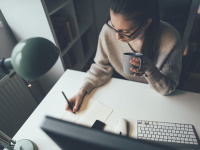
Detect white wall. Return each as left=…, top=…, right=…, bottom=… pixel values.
left=0, top=0, right=64, bottom=94
left=0, top=10, right=17, bottom=59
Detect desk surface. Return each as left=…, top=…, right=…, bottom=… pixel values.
left=13, top=70, right=200, bottom=150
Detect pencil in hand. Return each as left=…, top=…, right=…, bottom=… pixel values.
left=62, top=91, right=76, bottom=114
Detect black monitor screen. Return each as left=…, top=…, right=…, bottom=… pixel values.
left=40, top=116, right=175, bottom=150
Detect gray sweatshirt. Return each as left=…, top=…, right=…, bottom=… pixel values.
left=82, top=21, right=182, bottom=95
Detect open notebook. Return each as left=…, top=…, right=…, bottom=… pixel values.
left=50, top=98, right=113, bottom=127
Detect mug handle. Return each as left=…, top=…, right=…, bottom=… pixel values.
left=137, top=57, right=143, bottom=70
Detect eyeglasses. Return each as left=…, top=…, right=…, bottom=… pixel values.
left=106, top=17, right=145, bottom=40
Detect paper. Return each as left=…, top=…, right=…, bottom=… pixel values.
left=53, top=99, right=113, bottom=127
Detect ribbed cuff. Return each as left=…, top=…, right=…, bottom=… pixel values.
left=81, top=81, right=95, bottom=94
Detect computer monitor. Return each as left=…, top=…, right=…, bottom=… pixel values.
left=41, top=116, right=176, bottom=150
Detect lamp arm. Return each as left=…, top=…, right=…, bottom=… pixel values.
left=0, top=131, right=16, bottom=150
left=0, top=58, right=13, bottom=74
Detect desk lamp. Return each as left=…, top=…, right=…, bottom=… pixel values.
left=0, top=37, right=59, bottom=81
left=0, top=37, right=59, bottom=150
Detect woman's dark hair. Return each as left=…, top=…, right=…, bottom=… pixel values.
left=110, top=0, right=160, bottom=61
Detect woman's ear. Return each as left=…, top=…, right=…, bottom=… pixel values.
left=144, top=18, right=152, bottom=29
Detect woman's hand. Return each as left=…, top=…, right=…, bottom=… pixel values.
left=65, top=88, right=87, bottom=113
left=130, top=56, right=157, bottom=77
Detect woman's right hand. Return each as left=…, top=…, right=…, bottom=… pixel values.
left=65, top=88, right=87, bottom=113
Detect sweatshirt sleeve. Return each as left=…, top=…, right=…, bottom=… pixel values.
left=81, top=27, right=114, bottom=93
left=145, top=32, right=182, bottom=95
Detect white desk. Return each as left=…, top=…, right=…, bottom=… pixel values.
left=13, top=70, right=200, bottom=150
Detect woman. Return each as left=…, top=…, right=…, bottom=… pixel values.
left=66, top=0, right=182, bottom=113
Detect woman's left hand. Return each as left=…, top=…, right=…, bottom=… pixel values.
left=130, top=56, right=157, bottom=77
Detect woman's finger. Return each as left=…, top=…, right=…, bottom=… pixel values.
left=130, top=60, right=141, bottom=67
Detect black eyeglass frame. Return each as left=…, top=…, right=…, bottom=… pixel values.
left=106, top=17, right=145, bottom=40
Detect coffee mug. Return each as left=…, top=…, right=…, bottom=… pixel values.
left=123, top=52, right=143, bottom=75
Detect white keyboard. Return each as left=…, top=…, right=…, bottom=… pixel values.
left=137, top=120, right=200, bottom=149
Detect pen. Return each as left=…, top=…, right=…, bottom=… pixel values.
left=62, top=91, right=76, bottom=114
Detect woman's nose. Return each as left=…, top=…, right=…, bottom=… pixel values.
left=116, top=32, right=123, bottom=40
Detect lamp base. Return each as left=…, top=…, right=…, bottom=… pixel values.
left=14, top=139, right=38, bottom=150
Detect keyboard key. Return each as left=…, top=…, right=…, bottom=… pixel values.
left=168, top=140, right=172, bottom=142
left=156, top=135, right=160, bottom=138
left=189, top=128, right=193, bottom=131
left=142, top=130, right=145, bottom=134
left=188, top=131, right=195, bottom=135
left=151, top=138, right=155, bottom=140
left=138, top=129, right=142, bottom=133
left=186, top=135, right=190, bottom=138
left=138, top=134, right=143, bottom=137
left=189, top=125, right=193, bottom=128
left=139, top=124, right=146, bottom=127
left=185, top=125, right=189, bottom=128
left=190, top=135, right=196, bottom=138
left=185, top=138, right=188, bottom=141
left=153, top=122, right=157, bottom=125
left=189, top=138, right=193, bottom=141
left=162, top=132, right=165, bottom=136
left=193, top=139, right=198, bottom=142
left=181, top=124, right=185, bottom=128
left=181, top=127, right=184, bottom=130
left=157, top=122, right=176, bottom=127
